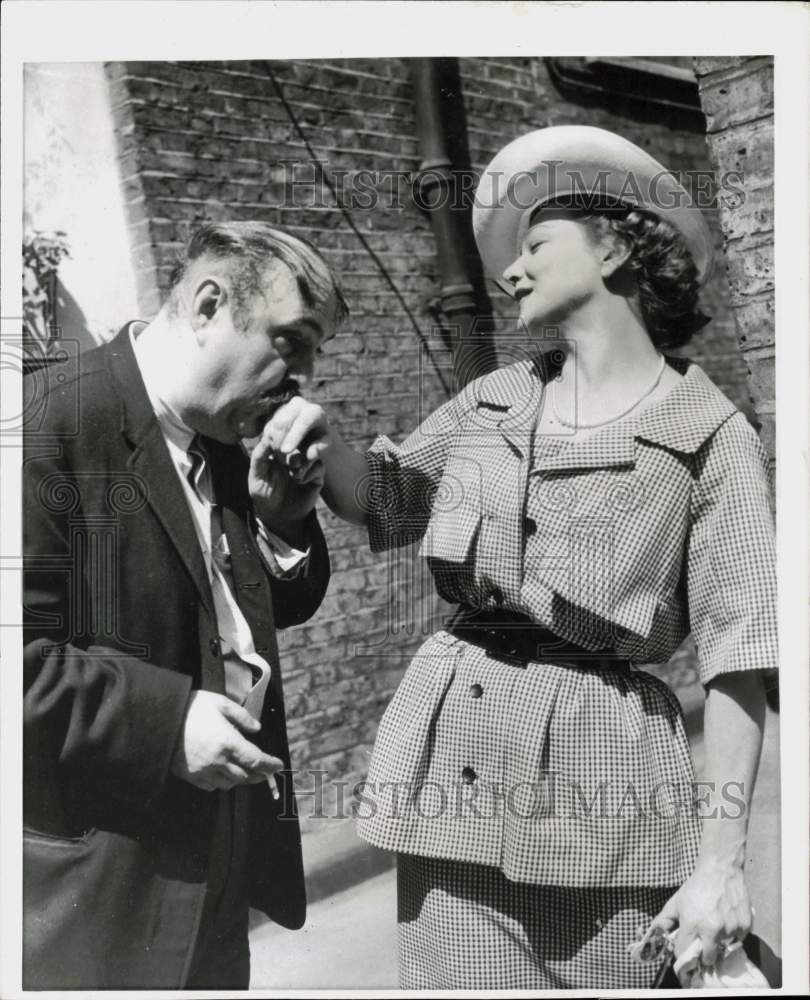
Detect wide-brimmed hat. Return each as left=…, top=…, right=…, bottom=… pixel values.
left=473, top=125, right=713, bottom=294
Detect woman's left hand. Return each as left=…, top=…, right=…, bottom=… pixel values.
left=651, top=859, right=753, bottom=970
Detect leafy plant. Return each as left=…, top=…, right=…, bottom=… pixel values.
left=23, top=230, right=70, bottom=351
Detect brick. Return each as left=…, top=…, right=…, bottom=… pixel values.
left=723, top=240, right=774, bottom=301
left=704, top=118, right=774, bottom=197
left=697, top=59, right=773, bottom=133
left=693, top=56, right=756, bottom=76
left=717, top=192, right=773, bottom=247
left=733, top=295, right=774, bottom=350
left=743, top=349, right=775, bottom=404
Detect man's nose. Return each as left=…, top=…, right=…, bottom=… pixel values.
left=288, top=351, right=315, bottom=378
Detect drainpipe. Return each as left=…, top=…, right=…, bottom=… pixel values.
left=410, top=58, right=497, bottom=392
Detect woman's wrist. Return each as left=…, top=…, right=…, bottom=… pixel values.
left=695, top=826, right=747, bottom=871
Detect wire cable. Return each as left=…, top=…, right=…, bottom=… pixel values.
left=264, top=61, right=450, bottom=396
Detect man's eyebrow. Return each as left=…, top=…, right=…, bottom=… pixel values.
left=274, top=316, right=337, bottom=344
left=302, top=318, right=339, bottom=344
left=275, top=318, right=322, bottom=337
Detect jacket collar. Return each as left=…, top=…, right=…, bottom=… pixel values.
left=106, top=323, right=163, bottom=447
left=473, top=353, right=737, bottom=462
left=472, top=357, right=545, bottom=457
left=634, top=355, right=737, bottom=453
left=104, top=324, right=218, bottom=625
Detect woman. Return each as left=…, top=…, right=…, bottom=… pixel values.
left=266, top=126, right=778, bottom=988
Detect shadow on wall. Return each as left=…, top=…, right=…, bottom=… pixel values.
left=53, top=277, right=100, bottom=354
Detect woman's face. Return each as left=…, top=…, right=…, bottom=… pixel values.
left=502, top=207, right=609, bottom=333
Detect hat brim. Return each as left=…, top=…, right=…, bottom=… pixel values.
left=473, top=125, right=713, bottom=294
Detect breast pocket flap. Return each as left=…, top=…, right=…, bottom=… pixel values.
left=418, top=503, right=481, bottom=563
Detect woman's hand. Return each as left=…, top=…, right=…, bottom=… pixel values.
left=652, top=858, right=753, bottom=972
left=251, top=394, right=372, bottom=527
left=248, top=397, right=331, bottom=533
left=652, top=672, right=765, bottom=980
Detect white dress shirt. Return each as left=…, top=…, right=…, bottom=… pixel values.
left=130, top=323, right=308, bottom=720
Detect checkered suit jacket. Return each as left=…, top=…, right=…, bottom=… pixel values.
left=355, top=355, right=777, bottom=887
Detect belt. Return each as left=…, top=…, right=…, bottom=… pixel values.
left=446, top=607, right=629, bottom=671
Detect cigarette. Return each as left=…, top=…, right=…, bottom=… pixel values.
left=270, top=775, right=281, bottom=801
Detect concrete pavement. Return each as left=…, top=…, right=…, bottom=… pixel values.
left=250, top=869, right=398, bottom=990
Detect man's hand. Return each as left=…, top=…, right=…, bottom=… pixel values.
left=248, top=397, right=331, bottom=532
left=170, top=690, right=284, bottom=792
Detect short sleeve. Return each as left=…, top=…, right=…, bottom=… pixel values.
left=686, top=411, right=778, bottom=687
left=365, top=387, right=474, bottom=553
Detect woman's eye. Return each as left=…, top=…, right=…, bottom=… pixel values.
left=529, top=241, right=543, bottom=253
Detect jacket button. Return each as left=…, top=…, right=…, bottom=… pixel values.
left=525, top=516, right=537, bottom=536
left=209, top=638, right=220, bottom=657
left=469, top=683, right=483, bottom=699
left=461, top=766, right=477, bottom=784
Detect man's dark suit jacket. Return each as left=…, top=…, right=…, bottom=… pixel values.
left=22, top=327, right=330, bottom=988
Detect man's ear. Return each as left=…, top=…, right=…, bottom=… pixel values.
left=190, top=278, right=226, bottom=339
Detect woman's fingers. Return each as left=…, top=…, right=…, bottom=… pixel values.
left=262, top=397, right=328, bottom=456
left=279, top=407, right=327, bottom=458
left=673, top=937, right=703, bottom=986
left=649, top=891, right=679, bottom=935
left=697, top=928, right=722, bottom=968
left=733, top=901, right=752, bottom=940
left=252, top=431, right=327, bottom=485
left=289, top=458, right=326, bottom=486
left=652, top=867, right=754, bottom=972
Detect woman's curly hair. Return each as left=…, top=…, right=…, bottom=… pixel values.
left=540, top=198, right=711, bottom=349
left=582, top=206, right=711, bottom=350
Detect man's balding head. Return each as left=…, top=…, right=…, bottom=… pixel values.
left=167, top=221, right=349, bottom=332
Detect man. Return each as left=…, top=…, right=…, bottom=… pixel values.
left=22, top=222, right=347, bottom=989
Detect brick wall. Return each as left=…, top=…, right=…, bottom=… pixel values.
left=693, top=56, right=775, bottom=461
left=105, top=57, right=756, bottom=835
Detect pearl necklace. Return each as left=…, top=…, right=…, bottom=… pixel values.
left=550, top=354, right=667, bottom=430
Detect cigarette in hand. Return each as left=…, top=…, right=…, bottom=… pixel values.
left=270, top=774, right=281, bottom=801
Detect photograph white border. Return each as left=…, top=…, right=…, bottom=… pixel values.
left=2, top=2, right=808, bottom=996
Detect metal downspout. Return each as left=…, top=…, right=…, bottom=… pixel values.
left=410, top=58, right=497, bottom=393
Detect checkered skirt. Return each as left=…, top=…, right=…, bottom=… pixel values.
left=397, top=853, right=673, bottom=989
